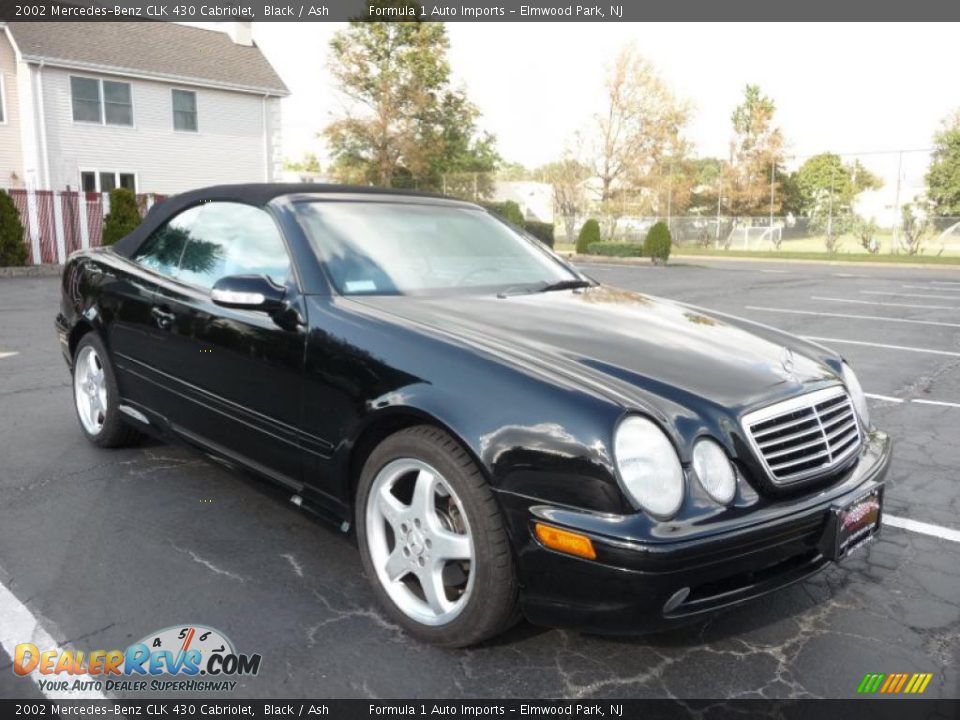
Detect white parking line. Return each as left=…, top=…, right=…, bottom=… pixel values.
left=811, top=296, right=959, bottom=311
left=911, top=398, right=960, bottom=409
left=930, top=280, right=960, bottom=287
left=745, top=306, right=960, bottom=328
left=0, top=581, right=109, bottom=700
left=803, top=336, right=960, bottom=359
left=884, top=514, right=960, bottom=544
left=865, top=393, right=904, bottom=403
left=861, top=290, right=960, bottom=301
left=0, top=351, right=18, bottom=360
left=759, top=269, right=788, bottom=274
left=901, top=284, right=960, bottom=293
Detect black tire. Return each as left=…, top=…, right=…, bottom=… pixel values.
left=72, top=332, right=142, bottom=448
left=355, top=425, right=520, bottom=647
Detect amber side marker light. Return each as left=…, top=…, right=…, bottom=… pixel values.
left=534, top=523, right=597, bottom=560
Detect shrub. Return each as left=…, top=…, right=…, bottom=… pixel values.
left=576, top=219, right=601, bottom=254
left=102, top=188, right=142, bottom=246
left=524, top=220, right=555, bottom=248
left=482, top=200, right=525, bottom=227
left=586, top=242, right=644, bottom=257
left=643, top=221, right=672, bottom=264
left=0, top=190, right=28, bottom=266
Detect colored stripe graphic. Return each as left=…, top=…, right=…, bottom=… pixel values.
left=858, top=672, right=933, bottom=694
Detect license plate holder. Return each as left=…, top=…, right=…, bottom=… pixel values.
left=821, top=486, right=883, bottom=561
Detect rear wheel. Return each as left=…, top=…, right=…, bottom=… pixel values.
left=356, top=425, right=519, bottom=646
left=72, top=333, right=141, bottom=448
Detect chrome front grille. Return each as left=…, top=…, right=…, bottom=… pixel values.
left=743, top=386, right=862, bottom=486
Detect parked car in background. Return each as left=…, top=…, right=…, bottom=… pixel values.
left=56, top=184, right=890, bottom=646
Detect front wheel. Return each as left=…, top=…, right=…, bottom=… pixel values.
left=355, top=425, right=519, bottom=647
left=72, top=333, right=141, bottom=448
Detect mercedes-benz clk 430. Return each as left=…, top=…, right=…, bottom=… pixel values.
left=57, top=185, right=890, bottom=646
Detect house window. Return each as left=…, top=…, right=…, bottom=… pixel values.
left=71, top=76, right=133, bottom=126
left=80, top=171, right=137, bottom=193
left=172, top=89, right=198, bottom=132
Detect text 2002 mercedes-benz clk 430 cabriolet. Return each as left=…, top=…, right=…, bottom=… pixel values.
left=57, top=184, right=890, bottom=646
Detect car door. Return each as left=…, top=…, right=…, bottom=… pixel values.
left=147, top=201, right=307, bottom=489
left=108, top=205, right=203, bottom=412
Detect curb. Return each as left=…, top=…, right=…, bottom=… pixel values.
left=0, top=264, right=63, bottom=278
left=567, top=253, right=960, bottom=271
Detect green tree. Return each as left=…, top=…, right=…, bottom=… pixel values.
left=283, top=152, right=321, bottom=174
left=323, top=2, right=497, bottom=192
left=926, top=111, right=960, bottom=216
left=643, top=220, right=672, bottom=264
left=576, top=219, right=601, bottom=254
left=102, top=188, right=141, bottom=246
left=725, top=85, right=785, bottom=217
left=0, top=190, right=28, bottom=266
left=795, top=153, right=882, bottom=238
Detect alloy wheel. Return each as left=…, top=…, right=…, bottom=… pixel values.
left=365, top=458, right=475, bottom=626
left=74, top=345, right=108, bottom=435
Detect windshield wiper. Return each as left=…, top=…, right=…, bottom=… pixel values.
left=536, top=279, right=594, bottom=293
left=496, top=278, right=593, bottom=298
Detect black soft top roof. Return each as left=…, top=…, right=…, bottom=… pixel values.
left=112, top=183, right=466, bottom=258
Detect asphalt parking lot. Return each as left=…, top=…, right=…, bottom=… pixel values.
left=1, top=258, right=958, bottom=700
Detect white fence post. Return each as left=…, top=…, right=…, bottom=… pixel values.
left=77, top=193, right=90, bottom=249
left=52, top=191, right=67, bottom=264
left=25, top=188, right=41, bottom=265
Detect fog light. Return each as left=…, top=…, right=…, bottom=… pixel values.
left=534, top=523, right=597, bottom=560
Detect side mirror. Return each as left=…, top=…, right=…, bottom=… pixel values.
left=211, top=275, right=285, bottom=313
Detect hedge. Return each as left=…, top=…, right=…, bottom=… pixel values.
left=586, top=242, right=645, bottom=257
left=524, top=220, right=554, bottom=248
left=481, top=200, right=525, bottom=227
left=0, top=190, right=27, bottom=266
left=576, top=219, right=601, bottom=254
left=102, top=188, right=142, bottom=246
left=643, top=221, right=672, bottom=264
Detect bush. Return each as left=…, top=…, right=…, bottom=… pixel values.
left=576, top=218, right=601, bottom=254
left=102, top=188, right=142, bottom=246
left=524, top=220, right=554, bottom=248
left=586, top=242, right=645, bottom=257
left=0, top=190, right=28, bottom=266
left=643, top=221, right=672, bottom=264
left=481, top=200, right=525, bottom=227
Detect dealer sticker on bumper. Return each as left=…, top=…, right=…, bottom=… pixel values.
left=823, top=487, right=883, bottom=561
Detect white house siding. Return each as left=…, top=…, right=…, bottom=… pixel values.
left=0, top=32, right=24, bottom=187
left=40, top=67, right=281, bottom=194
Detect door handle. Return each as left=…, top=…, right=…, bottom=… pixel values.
left=151, top=307, right=176, bottom=330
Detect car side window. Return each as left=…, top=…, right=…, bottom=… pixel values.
left=132, top=205, right=203, bottom=277
left=175, top=202, right=291, bottom=290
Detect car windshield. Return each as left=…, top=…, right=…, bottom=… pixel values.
left=296, top=200, right=579, bottom=296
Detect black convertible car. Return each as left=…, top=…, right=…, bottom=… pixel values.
left=57, top=184, right=890, bottom=646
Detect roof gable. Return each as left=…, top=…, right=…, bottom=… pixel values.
left=6, top=22, right=288, bottom=96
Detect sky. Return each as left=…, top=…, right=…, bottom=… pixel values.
left=240, top=22, right=958, bottom=204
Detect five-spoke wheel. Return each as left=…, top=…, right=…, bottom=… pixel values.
left=366, top=459, right=475, bottom=625
left=356, top=426, right=519, bottom=646
left=74, top=344, right=108, bottom=436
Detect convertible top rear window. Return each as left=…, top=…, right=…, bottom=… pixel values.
left=296, top=202, right=575, bottom=296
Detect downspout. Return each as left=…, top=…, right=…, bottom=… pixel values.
left=261, top=93, right=269, bottom=181
left=35, top=60, right=51, bottom=189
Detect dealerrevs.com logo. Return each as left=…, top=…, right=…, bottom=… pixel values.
left=13, top=624, right=261, bottom=693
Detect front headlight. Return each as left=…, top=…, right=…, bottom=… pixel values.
left=613, top=416, right=684, bottom=518
left=841, top=363, right=870, bottom=429
left=692, top=439, right=737, bottom=505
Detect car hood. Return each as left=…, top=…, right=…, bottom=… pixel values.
left=350, top=285, right=840, bottom=415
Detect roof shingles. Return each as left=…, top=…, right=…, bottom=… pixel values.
left=6, top=22, right=288, bottom=95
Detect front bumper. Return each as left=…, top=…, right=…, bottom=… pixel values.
left=497, top=430, right=892, bottom=634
